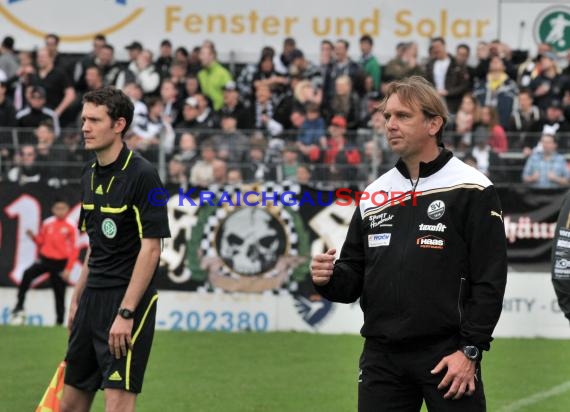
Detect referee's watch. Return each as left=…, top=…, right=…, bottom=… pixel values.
left=462, top=345, right=480, bottom=361
left=118, top=307, right=134, bottom=319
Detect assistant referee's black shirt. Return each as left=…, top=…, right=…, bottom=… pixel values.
left=79, top=144, right=170, bottom=288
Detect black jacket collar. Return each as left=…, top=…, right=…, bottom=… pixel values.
left=395, top=146, right=453, bottom=179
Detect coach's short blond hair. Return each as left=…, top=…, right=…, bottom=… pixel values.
left=379, top=76, right=448, bottom=141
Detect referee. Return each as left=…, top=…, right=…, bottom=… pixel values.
left=60, top=87, right=170, bottom=412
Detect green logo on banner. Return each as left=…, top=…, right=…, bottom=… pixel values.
left=101, top=218, right=117, bottom=239
left=535, top=7, right=570, bottom=53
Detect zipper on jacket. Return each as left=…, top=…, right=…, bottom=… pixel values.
left=396, top=178, right=420, bottom=318
left=457, top=276, right=466, bottom=327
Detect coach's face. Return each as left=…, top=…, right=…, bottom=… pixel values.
left=81, top=102, right=126, bottom=151
left=383, top=94, right=442, bottom=161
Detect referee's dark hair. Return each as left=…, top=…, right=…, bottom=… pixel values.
left=83, top=86, right=134, bottom=137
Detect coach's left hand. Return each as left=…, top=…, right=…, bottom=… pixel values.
left=431, top=351, right=476, bottom=400
left=109, top=317, right=134, bottom=359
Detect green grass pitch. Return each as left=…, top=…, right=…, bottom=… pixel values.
left=2, top=326, right=570, bottom=411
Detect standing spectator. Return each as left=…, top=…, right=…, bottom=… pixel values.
left=449, top=93, right=481, bottom=150
left=425, top=37, right=470, bottom=114
left=473, top=55, right=518, bottom=129
left=197, top=44, right=233, bottom=110
left=529, top=51, right=569, bottom=111
left=508, top=89, right=542, bottom=150
left=252, top=84, right=284, bottom=137
left=252, top=52, right=289, bottom=102
left=0, top=74, right=16, bottom=128
left=382, top=42, right=409, bottom=84
left=212, top=113, right=249, bottom=166
left=11, top=197, right=78, bottom=326
left=155, top=39, right=173, bottom=80
left=467, top=128, right=504, bottom=182
left=44, top=33, right=62, bottom=67
left=73, top=34, right=107, bottom=93
left=11, top=51, right=36, bottom=112
left=455, top=43, right=475, bottom=90
left=131, top=49, right=161, bottom=97
left=0, top=36, right=19, bottom=82
left=359, top=35, right=381, bottom=92
left=523, top=132, right=570, bottom=188
left=330, top=39, right=364, bottom=97
left=159, top=78, right=182, bottom=125
left=95, top=44, right=122, bottom=88
left=322, top=115, right=361, bottom=181
left=318, top=40, right=335, bottom=102
left=289, top=49, right=321, bottom=85
left=33, top=47, right=76, bottom=125
left=236, top=46, right=275, bottom=107
left=273, top=37, right=297, bottom=75
left=311, top=76, right=507, bottom=412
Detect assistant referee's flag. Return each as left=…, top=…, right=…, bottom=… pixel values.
left=36, top=361, right=66, bottom=412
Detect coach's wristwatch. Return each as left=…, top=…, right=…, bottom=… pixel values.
left=118, top=307, right=134, bottom=319
left=462, top=345, right=480, bottom=361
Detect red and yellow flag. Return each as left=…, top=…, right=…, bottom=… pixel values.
left=36, top=361, right=66, bottom=412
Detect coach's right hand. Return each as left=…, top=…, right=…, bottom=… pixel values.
left=310, top=248, right=336, bottom=286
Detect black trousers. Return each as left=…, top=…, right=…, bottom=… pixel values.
left=15, top=256, right=68, bottom=324
left=358, top=337, right=486, bottom=412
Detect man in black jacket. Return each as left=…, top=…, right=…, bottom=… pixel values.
left=311, top=76, right=507, bottom=412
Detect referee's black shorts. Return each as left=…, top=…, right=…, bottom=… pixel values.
left=64, top=285, right=158, bottom=394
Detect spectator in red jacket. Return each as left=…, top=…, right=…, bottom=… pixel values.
left=11, top=197, right=79, bottom=326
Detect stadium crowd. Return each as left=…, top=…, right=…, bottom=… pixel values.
left=1, top=33, right=570, bottom=189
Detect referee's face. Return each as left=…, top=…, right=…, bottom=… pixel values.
left=81, top=102, right=121, bottom=151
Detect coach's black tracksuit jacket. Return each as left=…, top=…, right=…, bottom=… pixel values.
left=315, top=148, right=507, bottom=352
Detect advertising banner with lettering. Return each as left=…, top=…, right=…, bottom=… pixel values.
left=0, top=0, right=499, bottom=61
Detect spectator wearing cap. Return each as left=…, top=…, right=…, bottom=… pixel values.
left=217, top=81, right=252, bottom=129
left=529, top=51, right=569, bottom=111
left=359, top=35, right=381, bottom=92
left=330, top=39, right=365, bottom=97
left=16, top=86, right=60, bottom=139
left=531, top=98, right=570, bottom=150
left=522, top=131, right=570, bottom=188
left=322, top=115, right=361, bottom=182
left=425, top=37, right=471, bottom=115
left=175, top=95, right=201, bottom=130
left=197, top=44, right=233, bottom=111
left=33, top=48, right=76, bottom=126
left=327, top=75, right=361, bottom=131
left=155, top=39, right=173, bottom=80
left=0, top=36, right=19, bottom=82
left=473, top=55, right=519, bottom=129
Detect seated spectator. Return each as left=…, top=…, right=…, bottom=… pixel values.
left=522, top=132, right=569, bottom=188
left=227, top=168, right=243, bottom=185
left=212, top=158, right=227, bottom=185
left=531, top=98, right=570, bottom=151
left=211, top=112, right=249, bottom=166
left=327, top=75, right=361, bottom=130
left=175, top=132, right=199, bottom=172
left=281, top=145, right=301, bottom=181
left=448, top=93, right=480, bottom=150
left=322, top=115, right=361, bottom=181
left=218, top=81, right=252, bottom=129
left=297, top=102, right=326, bottom=162
left=183, top=74, right=201, bottom=101
left=16, top=86, right=60, bottom=140
left=296, top=164, right=312, bottom=185
left=288, top=49, right=321, bottom=84
left=155, top=39, right=173, bottom=80
left=7, top=144, right=43, bottom=184
left=292, top=79, right=322, bottom=114
left=477, top=106, right=508, bottom=153
left=175, top=96, right=200, bottom=130
left=189, top=142, right=217, bottom=187
left=160, top=78, right=183, bottom=125
left=131, top=96, right=175, bottom=161
left=11, top=50, right=36, bottom=112
left=466, top=127, right=504, bottom=182
left=34, top=122, right=66, bottom=186
left=0, top=74, right=16, bottom=128
left=242, top=142, right=275, bottom=183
